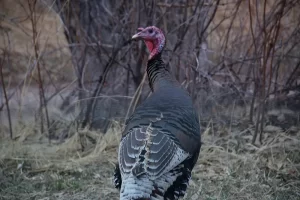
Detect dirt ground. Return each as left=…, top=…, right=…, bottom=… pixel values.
left=0, top=123, right=300, bottom=200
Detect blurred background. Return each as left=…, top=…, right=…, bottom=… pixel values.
left=0, top=0, right=299, bottom=199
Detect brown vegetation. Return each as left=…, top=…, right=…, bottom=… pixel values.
left=0, top=0, right=299, bottom=199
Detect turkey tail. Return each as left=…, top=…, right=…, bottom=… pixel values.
left=119, top=175, right=157, bottom=200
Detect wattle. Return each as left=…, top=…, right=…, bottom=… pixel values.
left=144, top=40, right=154, bottom=52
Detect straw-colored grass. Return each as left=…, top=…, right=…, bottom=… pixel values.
left=0, top=121, right=299, bottom=200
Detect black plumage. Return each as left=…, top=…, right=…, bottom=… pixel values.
left=114, top=26, right=201, bottom=200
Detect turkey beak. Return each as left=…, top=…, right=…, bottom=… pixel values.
left=132, top=32, right=141, bottom=40
left=132, top=28, right=145, bottom=40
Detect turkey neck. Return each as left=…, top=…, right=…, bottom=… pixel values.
left=146, top=53, right=177, bottom=92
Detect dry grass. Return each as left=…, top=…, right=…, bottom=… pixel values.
left=0, top=122, right=299, bottom=200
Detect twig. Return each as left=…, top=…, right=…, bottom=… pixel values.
left=28, top=0, right=50, bottom=138
left=125, top=71, right=147, bottom=121
left=0, top=51, right=13, bottom=139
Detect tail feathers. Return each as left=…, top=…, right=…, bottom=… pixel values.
left=119, top=165, right=187, bottom=200
left=120, top=176, right=162, bottom=200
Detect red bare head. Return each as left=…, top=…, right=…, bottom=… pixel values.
left=132, top=26, right=166, bottom=60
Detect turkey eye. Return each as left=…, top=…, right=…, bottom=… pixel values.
left=148, top=29, right=153, bottom=34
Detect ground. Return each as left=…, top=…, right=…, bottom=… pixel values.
left=0, top=122, right=299, bottom=200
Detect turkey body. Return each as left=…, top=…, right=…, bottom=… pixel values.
left=114, top=26, right=201, bottom=200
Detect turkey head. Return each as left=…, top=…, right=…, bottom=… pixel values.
left=132, top=26, right=166, bottom=60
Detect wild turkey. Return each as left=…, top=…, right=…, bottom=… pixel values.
left=114, top=26, right=201, bottom=200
